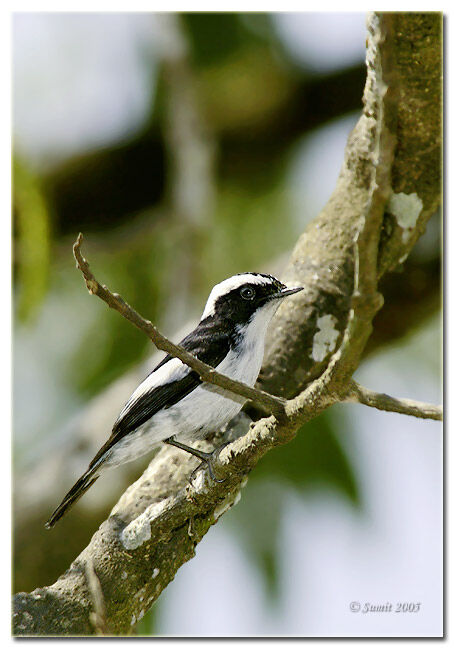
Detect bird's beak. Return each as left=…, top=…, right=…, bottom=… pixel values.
left=272, top=285, right=304, bottom=300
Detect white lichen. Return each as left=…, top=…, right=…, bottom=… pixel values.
left=191, top=468, right=210, bottom=494
left=311, top=314, right=340, bottom=362
left=136, top=586, right=146, bottom=601
left=130, top=614, right=136, bottom=627
left=213, top=489, right=242, bottom=521
left=152, top=568, right=160, bottom=579
left=387, top=191, right=423, bottom=243
left=120, top=498, right=173, bottom=550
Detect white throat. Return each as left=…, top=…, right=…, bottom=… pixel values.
left=231, top=300, right=281, bottom=383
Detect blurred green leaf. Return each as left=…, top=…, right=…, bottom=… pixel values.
left=13, top=157, right=51, bottom=323
left=182, top=14, right=251, bottom=66
left=198, top=46, right=295, bottom=134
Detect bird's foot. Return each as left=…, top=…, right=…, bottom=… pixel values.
left=189, top=443, right=230, bottom=484
left=164, top=436, right=229, bottom=484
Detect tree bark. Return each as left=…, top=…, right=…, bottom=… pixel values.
left=13, top=12, right=442, bottom=636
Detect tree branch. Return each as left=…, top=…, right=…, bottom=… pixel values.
left=346, top=380, right=442, bottom=421
left=13, top=13, right=442, bottom=636
left=257, top=13, right=441, bottom=400
left=72, top=233, right=286, bottom=418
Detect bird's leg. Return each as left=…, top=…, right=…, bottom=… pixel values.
left=164, top=436, right=229, bottom=483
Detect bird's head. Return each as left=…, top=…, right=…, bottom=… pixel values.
left=201, top=273, right=303, bottom=329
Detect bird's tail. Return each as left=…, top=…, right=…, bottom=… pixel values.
left=45, top=468, right=99, bottom=529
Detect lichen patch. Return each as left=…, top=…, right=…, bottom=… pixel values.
left=311, top=314, right=340, bottom=362
left=120, top=498, right=172, bottom=550
left=387, top=191, right=423, bottom=243
left=213, top=489, right=242, bottom=521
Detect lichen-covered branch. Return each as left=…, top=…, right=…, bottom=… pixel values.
left=346, top=380, right=442, bottom=421
left=256, top=12, right=441, bottom=401
left=13, top=12, right=442, bottom=637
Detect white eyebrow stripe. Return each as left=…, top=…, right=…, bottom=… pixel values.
left=201, top=273, right=276, bottom=319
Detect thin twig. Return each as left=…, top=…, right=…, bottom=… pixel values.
left=346, top=380, right=442, bottom=421
left=73, top=233, right=286, bottom=418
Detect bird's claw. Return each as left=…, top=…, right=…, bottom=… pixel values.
left=189, top=441, right=230, bottom=484
left=189, top=460, right=225, bottom=484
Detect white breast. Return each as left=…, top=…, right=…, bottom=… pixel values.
left=158, top=334, right=264, bottom=444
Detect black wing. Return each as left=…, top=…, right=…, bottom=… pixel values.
left=89, top=318, right=230, bottom=468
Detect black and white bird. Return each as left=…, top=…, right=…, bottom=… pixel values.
left=45, top=273, right=303, bottom=528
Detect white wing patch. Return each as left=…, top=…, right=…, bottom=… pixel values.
left=202, top=273, right=275, bottom=319
left=118, top=357, right=189, bottom=416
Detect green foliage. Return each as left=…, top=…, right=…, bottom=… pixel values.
left=181, top=13, right=273, bottom=67
left=13, top=157, right=51, bottom=323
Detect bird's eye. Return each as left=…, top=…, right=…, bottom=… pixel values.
left=240, top=286, right=255, bottom=300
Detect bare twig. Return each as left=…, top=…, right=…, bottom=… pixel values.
left=346, top=380, right=442, bottom=421
left=73, top=233, right=286, bottom=418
